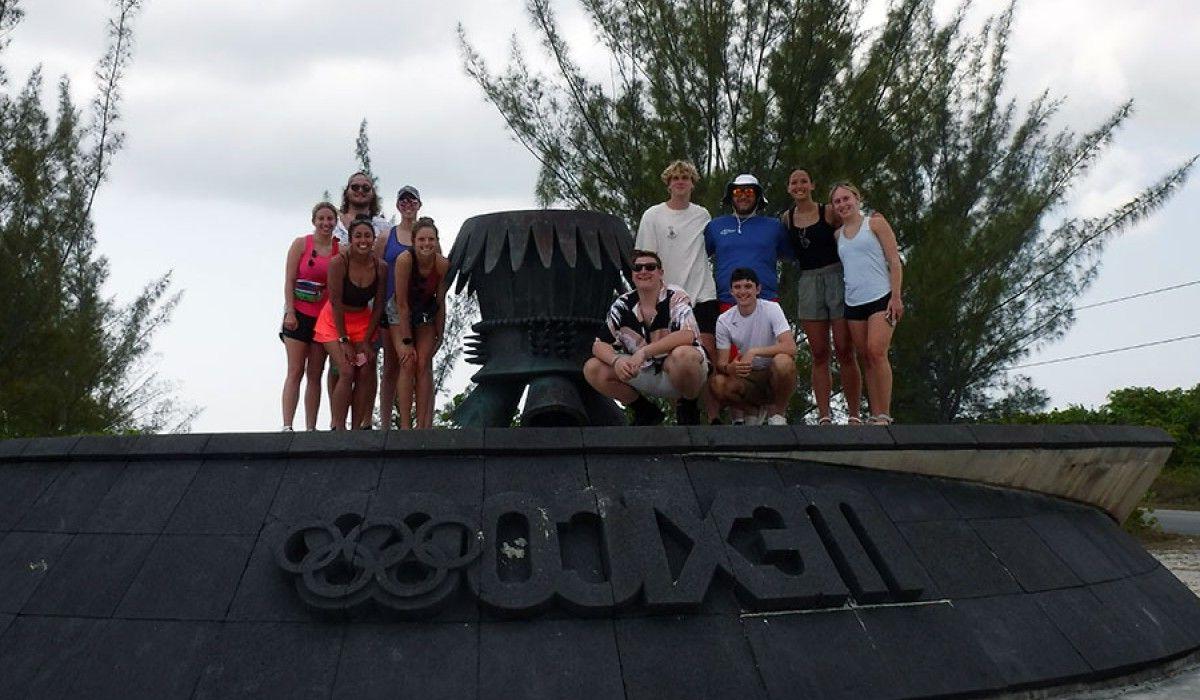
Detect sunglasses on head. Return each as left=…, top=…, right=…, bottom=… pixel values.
left=349, top=184, right=373, bottom=193
left=631, top=262, right=660, bottom=272
left=731, top=186, right=757, bottom=197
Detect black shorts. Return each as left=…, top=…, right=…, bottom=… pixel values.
left=844, top=292, right=891, bottom=321
left=279, top=310, right=318, bottom=343
left=693, top=299, right=719, bottom=335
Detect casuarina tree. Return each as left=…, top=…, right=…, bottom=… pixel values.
left=0, top=0, right=192, bottom=437
left=459, top=0, right=1195, bottom=422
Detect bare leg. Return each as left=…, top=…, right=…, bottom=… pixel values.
left=352, top=351, right=379, bottom=428
left=393, top=331, right=416, bottom=430
left=378, top=331, right=399, bottom=430
left=414, top=324, right=438, bottom=429
left=583, top=358, right=639, bottom=404
left=281, top=337, right=308, bottom=429
left=663, top=346, right=706, bottom=400
left=356, top=340, right=378, bottom=429
left=767, top=353, right=798, bottom=415
left=847, top=320, right=871, bottom=419
left=830, top=318, right=861, bottom=420
left=801, top=320, right=833, bottom=420
left=303, top=342, right=327, bottom=430
left=862, top=312, right=895, bottom=418
left=324, top=341, right=354, bottom=430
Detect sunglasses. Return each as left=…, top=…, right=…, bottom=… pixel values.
left=349, top=184, right=373, bottom=193
left=398, top=197, right=420, bottom=205
left=631, top=262, right=660, bottom=272
left=731, top=186, right=757, bottom=197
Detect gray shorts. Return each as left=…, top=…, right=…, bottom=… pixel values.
left=624, top=347, right=709, bottom=399
left=796, top=262, right=845, bottom=321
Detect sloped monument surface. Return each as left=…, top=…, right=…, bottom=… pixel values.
left=0, top=425, right=1194, bottom=698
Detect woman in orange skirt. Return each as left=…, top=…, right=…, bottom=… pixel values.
left=314, top=216, right=387, bottom=429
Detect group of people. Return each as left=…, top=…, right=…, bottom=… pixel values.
left=279, top=172, right=448, bottom=431
left=278, top=161, right=903, bottom=430
left=585, top=161, right=903, bottom=426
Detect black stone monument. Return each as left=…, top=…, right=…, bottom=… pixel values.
left=446, top=210, right=633, bottom=427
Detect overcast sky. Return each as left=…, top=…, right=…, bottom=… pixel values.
left=5, top=0, right=1198, bottom=432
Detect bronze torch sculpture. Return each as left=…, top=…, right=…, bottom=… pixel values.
left=445, top=210, right=634, bottom=427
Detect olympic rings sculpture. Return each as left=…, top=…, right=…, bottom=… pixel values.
left=276, top=509, right=482, bottom=614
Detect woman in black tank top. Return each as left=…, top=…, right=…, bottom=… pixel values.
left=782, top=168, right=864, bottom=424
left=321, top=217, right=386, bottom=430
left=389, top=217, right=450, bottom=430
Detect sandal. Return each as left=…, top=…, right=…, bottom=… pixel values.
left=817, top=416, right=833, bottom=426
left=868, top=414, right=894, bottom=425
left=847, top=416, right=864, bottom=426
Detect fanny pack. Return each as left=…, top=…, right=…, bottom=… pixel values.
left=293, top=279, right=325, bottom=303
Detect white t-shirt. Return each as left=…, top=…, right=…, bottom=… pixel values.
left=715, top=299, right=791, bottom=369
left=334, top=214, right=392, bottom=246
left=635, top=202, right=716, bottom=304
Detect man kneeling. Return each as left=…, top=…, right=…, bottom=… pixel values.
left=584, top=250, right=709, bottom=425
left=711, top=268, right=797, bottom=426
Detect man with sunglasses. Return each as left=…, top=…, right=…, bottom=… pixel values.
left=584, top=250, right=709, bottom=425
left=702, top=173, right=791, bottom=424
left=334, top=172, right=391, bottom=246
left=332, top=171, right=390, bottom=428
left=703, top=174, right=791, bottom=310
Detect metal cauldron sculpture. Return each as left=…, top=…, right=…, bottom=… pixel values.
left=445, top=210, right=634, bottom=427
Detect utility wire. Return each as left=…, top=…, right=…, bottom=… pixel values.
left=1009, top=278, right=1200, bottom=355
left=1073, top=279, right=1200, bottom=312
left=1009, top=333, right=1200, bottom=370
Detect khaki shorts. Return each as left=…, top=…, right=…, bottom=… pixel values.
left=796, top=262, right=845, bottom=321
left=733, top=367, right=774, bottom=406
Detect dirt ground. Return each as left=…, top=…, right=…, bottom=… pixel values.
left=1147, top=536, right=1200, bottom=595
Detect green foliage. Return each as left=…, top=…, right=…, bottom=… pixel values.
left=355, top=118, right=373, bottom=180
left=459, top=0, right=1195, bottom=422
left=0, top=0, right=191, bottom=438
left=433, top=292, right=478, bottom=400
left=996, top=384, right=1200, bottom=473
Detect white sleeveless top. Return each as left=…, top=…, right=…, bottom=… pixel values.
left=836, top=215, right=892, bottom=307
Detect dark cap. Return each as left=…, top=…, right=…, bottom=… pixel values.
left=397, top=185, right=421, bottom=202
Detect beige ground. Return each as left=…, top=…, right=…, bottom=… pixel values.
left=1148, top=537, right=1200, bottom=595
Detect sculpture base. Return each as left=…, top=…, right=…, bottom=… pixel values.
left=0, top=425, right=1191, bottom=698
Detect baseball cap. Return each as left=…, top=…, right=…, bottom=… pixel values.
left=397, top=185, right=421, bottom=201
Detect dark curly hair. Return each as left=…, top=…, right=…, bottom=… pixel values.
left=339, top=171, right=382, bottom=217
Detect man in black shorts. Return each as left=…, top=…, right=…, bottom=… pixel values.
left=635, top=160, right=720, bottom=422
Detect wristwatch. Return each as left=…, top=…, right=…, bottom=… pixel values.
left=401, top=337, right=414, bottom=346
left=338, top=336, right=350, bottom=344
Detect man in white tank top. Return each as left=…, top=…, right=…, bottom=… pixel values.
left=709, top=268, right=798, bottom=426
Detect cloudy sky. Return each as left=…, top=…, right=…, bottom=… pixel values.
left=5, top=0, right=1198, bottom=432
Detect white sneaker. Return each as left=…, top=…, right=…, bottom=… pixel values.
left=766, top=414, right=787, bottom=426
left=744, top=408, right=767, bottom=426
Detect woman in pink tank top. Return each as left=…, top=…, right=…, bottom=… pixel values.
left=279, top=202, right=340, bottom=431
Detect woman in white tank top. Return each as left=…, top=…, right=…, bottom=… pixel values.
left=831, top=182, right=904, bottom=425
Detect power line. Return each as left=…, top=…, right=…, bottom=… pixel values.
left=1073, top=279, right=1200, bottom=312
left=1009, top=277, right=1200, bottom=356
left=1009, top=332, right=1200, bottom=370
